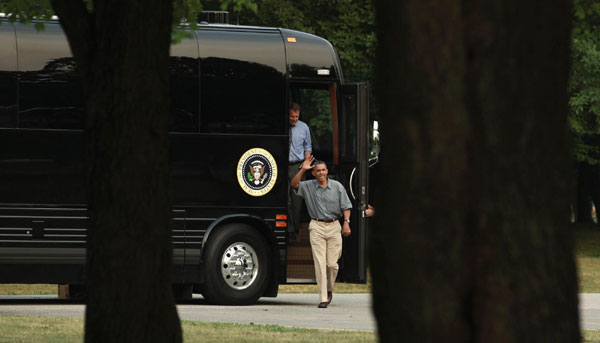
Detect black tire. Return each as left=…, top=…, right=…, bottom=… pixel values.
left=202, top=223, right=271, bottom=305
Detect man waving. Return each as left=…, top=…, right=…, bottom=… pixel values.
left=291, top=156, right=352, bottom=308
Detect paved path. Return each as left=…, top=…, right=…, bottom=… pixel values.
left=180, top=294, right=375, bottom=331
left=0, top=293, right=376, bottom=331
left=581, top=294, right=600, bottom=330
left=3, top=293, right=600, bottom=332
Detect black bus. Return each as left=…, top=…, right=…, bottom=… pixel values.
left=0, top=17, right=371, bottom=304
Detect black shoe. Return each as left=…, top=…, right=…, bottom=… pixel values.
left=318, top=302, right=328, bottom=308
left=327, top=291, right=332, bottom=304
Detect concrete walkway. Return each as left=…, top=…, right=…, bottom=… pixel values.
left=0, top=293, right=376, bottom=332
left=581, top=294, right=600, bottom=330
left=179, top=293, right=375, bottom=331
left=2, top=293, right=600, bottom=332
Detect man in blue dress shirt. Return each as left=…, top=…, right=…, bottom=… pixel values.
left=288, top=102, right=312, bottom=241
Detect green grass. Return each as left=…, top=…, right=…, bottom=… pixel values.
left=575, top=223, right=600, bottom=293
left=585, top=330, right=600, bottom=342
left=0, top=315, right=377, bottom=343
left=0, top=284, right=56, bottom=296
left=0, top=282, right=371, bottom=296
left=3, top=314, right=600, bottom=342
left=0, top=315, right=83, bottom=343
left=280, top=280, right=370, bottom=294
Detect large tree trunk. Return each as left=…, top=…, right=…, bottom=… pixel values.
left=50, top=1, right=181, bottom=342
left=371, top=1, right=579, bottom=342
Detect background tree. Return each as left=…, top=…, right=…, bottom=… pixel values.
left=1, top=1, right=204, bottom=342
left=47, top=1, right=179, bottom=341
left=569, top=0, right=600, bottom=223
left=371, top=1, right=580, bottom=342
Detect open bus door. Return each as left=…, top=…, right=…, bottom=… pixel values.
left=338, top=82, right=369, bottom=283
left=285, top=82, right=368, bottom=283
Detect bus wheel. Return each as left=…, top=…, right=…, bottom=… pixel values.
left=202, top=223, right=270, bottom=305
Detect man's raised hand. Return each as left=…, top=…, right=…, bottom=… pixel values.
left=301, top=155, right=315, bottom=170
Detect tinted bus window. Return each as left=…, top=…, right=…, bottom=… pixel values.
left=16, top=22, right=83, bottom=130
left=0, top=23, right=17, bottom=128
left=169, top=31, right=200, bottom=133
left=197, top=30, right=286, bottom=135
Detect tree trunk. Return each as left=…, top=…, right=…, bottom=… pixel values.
left=372, top=1, right=579, bottom=342
left=50, top=1, right=182, bottom=342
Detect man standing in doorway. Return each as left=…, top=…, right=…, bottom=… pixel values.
left=288, top=102, right=312, bottom=242
left=291, top=156, right=352, bottom=308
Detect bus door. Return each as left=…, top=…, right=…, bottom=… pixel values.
left=285, top=83, right=334, bottom=282
left=338, top=82, right=369, bottom=282
left=285, top=82, right=368, bottom=283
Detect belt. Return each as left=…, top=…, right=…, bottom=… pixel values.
left=312, top=218, right=337, bottom=223
left=289, top=160, right=303, bottom=164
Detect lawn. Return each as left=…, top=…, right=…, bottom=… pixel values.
left=585, top=330, right=600, bottom=342
left=575, top=223, right=600, bottom=293
left=1, top=315, right=598, bottom=342
left=0, top=316, right=377, bottom=343
left=0, top=281, right=370, bottom=297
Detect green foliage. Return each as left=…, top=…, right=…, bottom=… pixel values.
left=174, top=0, right=203, bottom=23
left=573, top=0, right=600, bottom=38
left=234, top=0, right=375, bottom=84
left=219, top=0, right=257, bottom=13
left=570, top=0, right=600, bottom=164
left=0, top=0, right=255, bottom=43
left=0, top=0, right=54, bottom=30
left=172, top=0, right=203, bottom=43
left=300, top=89, right=332, bottom=138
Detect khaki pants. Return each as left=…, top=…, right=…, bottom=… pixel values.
left=309, top=219, right=343, bottom=303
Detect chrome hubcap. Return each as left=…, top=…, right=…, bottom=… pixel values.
left=221, top=242, right=258, bottom=290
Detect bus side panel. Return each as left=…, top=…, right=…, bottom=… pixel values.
left=0, top=21, right=295, bottom=291
left=171, top=133, right=288, bottom=286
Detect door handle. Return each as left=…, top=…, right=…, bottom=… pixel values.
left=349, top=167, right=356, bottom=200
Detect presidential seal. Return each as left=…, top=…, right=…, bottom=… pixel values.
left=237, top=148, right=278, bottom=197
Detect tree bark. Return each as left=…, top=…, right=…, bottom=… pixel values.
left=372, top=1, right=579, bottom=342
left=50, top=1, right=181, bottom=342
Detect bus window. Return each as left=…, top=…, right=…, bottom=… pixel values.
left=200, top=57, right=286, bottom=135
left=169, top=31, right=200, bottom=133
left=198, top=30, right=287, bottom=135
left=0, top=23, right=17, bottom=128
left=16, top=23, right=84, bottom=130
